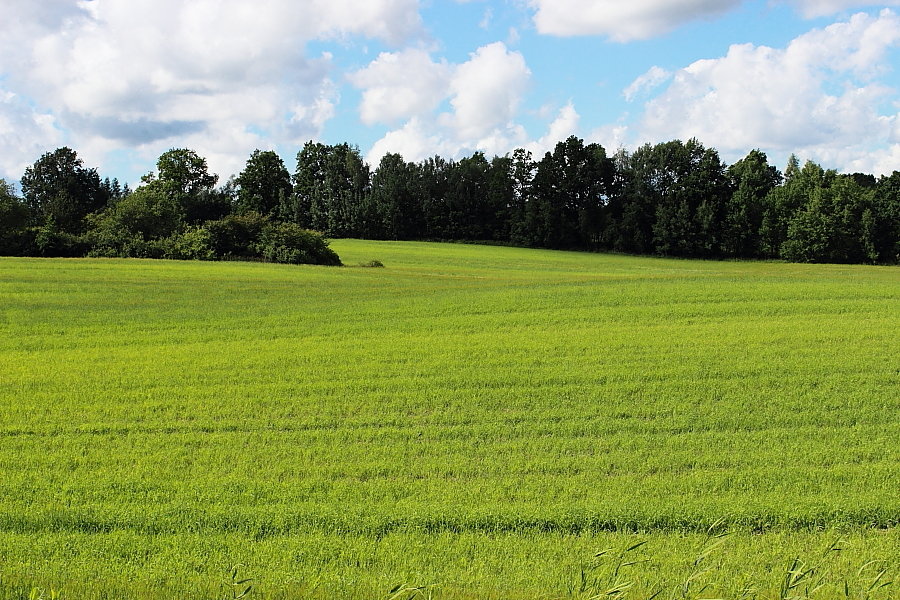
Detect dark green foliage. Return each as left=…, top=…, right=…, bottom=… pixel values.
left=204, top=212, right=269, bottom=258
left=787, top=176, right=875, bottom=263
left=539, top=136, right=615, bottom=249
left=20, top=147, right=108, bottom=235
left=445, top=152, right=492, bottom=240
left=723, top=150, right=781, bottom=257
left=32, top=217, right=90, bottom=257
left=0, top=180, right=30, bottom=255
left=419, top=156, right=452, bottom=239
left=287, top=142, right=368, bottom=237
left=5, top=139, right=898, bottom=265
left=872, top=172, right=900, bottom=263
left=86, top=183, right=185, bottom=258
left=235, top=150, right=292, bottom=217
left=365, top=153, right=423, bottom=240
left=148, top=148, right=228, bottom=224
left=256, top=222, right=342, bottom=266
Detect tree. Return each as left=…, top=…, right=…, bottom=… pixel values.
left=234, top=150, right=292, bottom=217
left=155, top=148, right=218, bottom=197
left=366, top=153, right=422, bottom=240
left=872, top=172, right=900, bottom=263
left=444, top=152, right=491, bottom=240
left=644, top=139, right=730, bottom=257
left=723, top=150, right=781, bottom=257
left=0, top=179, right=30, bottom=255
left=760, top=159, right=835, bottom=258
left=603, top=146, right=658, bottom=254
left=20, top=147, right=108, bottom=235
left=148, top=148, right=227, bottom=224
left=86, top=183, right=185, bottom=258
left=507, top=148, right=537, bottom=246
left=288, top=142, right=369, bottom=237
left=419, top=156, right=452, bottom=239
left=525, top=136, right=614, bottom=249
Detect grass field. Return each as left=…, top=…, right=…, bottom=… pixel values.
left=0, top=240, right=898, bottom=599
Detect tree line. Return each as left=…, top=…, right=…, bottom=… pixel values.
left=2, top=137, right=899, bottom=265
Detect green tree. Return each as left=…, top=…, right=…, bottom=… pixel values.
left=760, top=160, right=835, bottom=258
left=418, top=156, right=452, bottom=239
left=235, top=150, right=291, bottom=217
left=0, top=179, right=31, bottom=255
left=20, top=147, right=108, bottom=236
left=507, top=148, right=537, bottom=246
left=367, top=153, right=422, bottom=240
left=645, top=139, right=730, bottom=257
left=872, top=172, right=900, bottom=263
left=86, top=184, right=185, bottom=258
left=288, top=142, right=369, bottom=237
left=445, top=152, right=491, bottom=240
left=526, top=136, right=615, bottom=249
left=723, top=149, right=782, bottom=257
left=150, top=148, right=230, bottom=224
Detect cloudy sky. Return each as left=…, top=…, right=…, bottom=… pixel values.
left=2, top=0, right=900, bottom=186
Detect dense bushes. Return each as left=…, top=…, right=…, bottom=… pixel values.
left=2, top=148, right=341, bottom=267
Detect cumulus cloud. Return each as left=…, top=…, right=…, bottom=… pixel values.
left=348, top=49, right=451, bottom=126
left=0, top=88, right=64, bottom=181
left=447, top=42, right=531, bottom=140
left=634, top=10, right=900, bottom=174
left=624, top=66, right=672, bottom=101
left=0, top=0, right=422, bottom=180
left=790, top=0, right=900, bottom=18
left=362, top=42, right=538, bottom=163
left=529, top=0, right=742, bottom=41
left=523, top=102, right=581, bottom=157
left=528, top=0, right=900, bottom=40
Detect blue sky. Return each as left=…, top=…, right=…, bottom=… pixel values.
left=2, top=1, right=900, bottom=187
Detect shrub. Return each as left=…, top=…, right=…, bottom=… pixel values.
left=159, top=227, right=215, bottom=261
left=204, top=212, right=268, bottom=258
left=255, top=223, right=342, bottom=266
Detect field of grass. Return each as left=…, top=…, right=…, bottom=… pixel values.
left=0, top=240, right=898, bottom=599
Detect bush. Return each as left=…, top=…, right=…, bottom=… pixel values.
left=204, top=212, right=268, bottom=258
left=358, top=259, right=385, bottom=268
left=32, top=219, right=90, bottom=257
left=255, top=223, right=342, bottom=266
left=158, top=227, right=215, bottom=260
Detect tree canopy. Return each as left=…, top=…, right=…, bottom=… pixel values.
left=4, top=140, right=899, bottom=265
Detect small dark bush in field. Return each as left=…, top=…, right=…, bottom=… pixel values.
left=255, top=222, right=342, bottom=266
left=359, top=259, right=385, bottom=268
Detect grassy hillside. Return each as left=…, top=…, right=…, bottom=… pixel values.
left=0, top=241, right=897, bottom=599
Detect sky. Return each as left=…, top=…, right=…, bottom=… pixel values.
left=2, top=0, right=900, bottom=187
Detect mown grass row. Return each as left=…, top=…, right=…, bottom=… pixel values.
left=0, top=241, right=898, bottom=597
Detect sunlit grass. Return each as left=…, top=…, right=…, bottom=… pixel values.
left=0, top=241, right=897, bottom=598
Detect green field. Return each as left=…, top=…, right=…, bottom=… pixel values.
left=0, top=240, right=898, bottom=599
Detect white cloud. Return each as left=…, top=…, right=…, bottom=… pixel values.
left=0, top=88, right=64, bottom=181
left=528, top=0, right=900, bottom=40
left=634, top=10, right=900, bottom=174
left=448, top=42, right=531, bottom=140
left=789, top=0, right=900, bottom=18
left=524, top=102, right=581, bottom=157
left=364, top=42, right=537, bottom=164
left=529, top=0, right=742, bottom=41
left=0, top=0, right=422, bottom=179
left=348, top=49, right=451, bottom=126
left=624, top=66, right=672, bottom=101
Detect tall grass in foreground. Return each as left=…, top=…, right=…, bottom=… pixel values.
left=0, top=240, right=897, bottom=598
